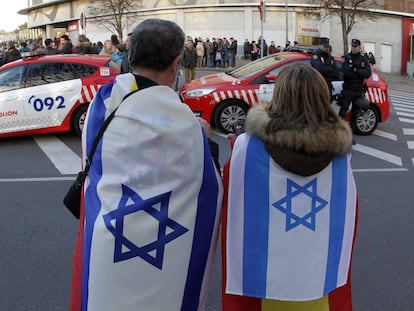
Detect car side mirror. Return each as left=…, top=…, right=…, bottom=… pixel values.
left=264, top=74, right=276, bottom=83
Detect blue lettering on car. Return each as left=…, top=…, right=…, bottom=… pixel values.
left=28, top=95, right=66, bottom=112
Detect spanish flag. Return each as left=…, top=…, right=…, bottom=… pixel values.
left=222, top=134, right=358, bottom=311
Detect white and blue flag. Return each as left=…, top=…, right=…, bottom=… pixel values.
left=225, top=133, right=356, bottom=301
left=71, top=74, right=223, bottom=311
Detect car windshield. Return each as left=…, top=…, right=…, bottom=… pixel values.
left=227, top=54, right=287, bottom=79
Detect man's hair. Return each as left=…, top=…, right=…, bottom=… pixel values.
left=129, top=19, right=185, bottom=72
left=266, top=63, right=339, bottom=133
left=44, top=38, right=53, bottom=47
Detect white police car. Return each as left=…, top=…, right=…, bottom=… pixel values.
left=0, top=53, right=119, bottom=138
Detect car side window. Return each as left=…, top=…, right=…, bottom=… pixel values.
left=0, top=65, right=24, bottom=92
left=26, top=62, right=78, bottom=87
left=70, top=63, right=98, bottom=78
left=268, top=59, right=311, bottom=77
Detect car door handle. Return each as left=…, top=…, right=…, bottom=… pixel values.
left=5, top=97, right=17, bottom=101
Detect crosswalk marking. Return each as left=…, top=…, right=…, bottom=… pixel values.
left=352, top=143, right=402, bottom=166
left=403, top=128, right=414, bottom=135
left=407, top=141, right=414, bottom=149
left=396, top=111, right=414, bottom=118
left=398, top=117, right=414, bottom=124
left=373, top=129, right=397, bottom=141
left=33, top=135, right=81, bottom=175
left=392, top=105, right=414, bottom=112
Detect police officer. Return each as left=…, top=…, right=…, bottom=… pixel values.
left=339, top=38, right=371, bottom=119
left=311, top=37, right=339, bottom=100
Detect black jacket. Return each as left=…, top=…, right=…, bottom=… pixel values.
left=342, top=52, right=371, bottom=91
left=310, top=49, right=339, bottom=83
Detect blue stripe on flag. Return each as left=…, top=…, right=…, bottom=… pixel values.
left=181, top=130, right=219, bottom=311
left=82, top=83, right=114, bottom=311
left=324, top=155, right=347, bottom=295
left=243, top=136, right=269, bottom=297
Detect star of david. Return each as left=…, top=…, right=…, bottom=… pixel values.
left=273, top=178, right=328, bottom=232
left=103, top=184, right=188, bottom=270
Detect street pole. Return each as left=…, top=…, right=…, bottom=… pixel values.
left=260, top=0, right=265, bottom=58
left=285, top=0, right=288, bottom=45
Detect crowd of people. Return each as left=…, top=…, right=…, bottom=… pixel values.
left=0, top=33, right=130, bottom=71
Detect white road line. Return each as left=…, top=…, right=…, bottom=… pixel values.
left=399, top=118, right=414, bottom=124
left=0, top=177, right=77, bottom=182
left=396, top=111, right=414, bottom=118
left=403, top=128, right=414, bottom=135
left=389, top=90, right=413, bottom=96
left=393, top=106, right=414, bottom=112
left=407, top=141, right=414, bottom=149
left=373, top=129, right=397, bottom=141
left=391, top=98, right=414, bottom=106
left=33, top=135, right=81, bottom=175
left=352, top=143, right=402, bottom=166
left=412, top=158, right=414, bottom=168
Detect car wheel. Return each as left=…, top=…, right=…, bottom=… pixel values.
left=72, top=104, right=88, bottom=136
left=214, top=100, right=248, bottom=134
left=352, top=106, right=379, bottom=136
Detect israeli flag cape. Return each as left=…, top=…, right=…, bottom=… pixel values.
left=75, top=74, right=223, bottom=311
left=225, top=134, right=357, bottom=301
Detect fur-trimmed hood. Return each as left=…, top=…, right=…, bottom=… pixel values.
left=245, top=104, right=353, bottom=176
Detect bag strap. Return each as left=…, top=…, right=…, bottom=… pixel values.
left=81, top=89, right=138, bottom=183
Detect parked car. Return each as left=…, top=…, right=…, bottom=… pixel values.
left=179, top=51, right=390, bottom=135
left=0, top=53, right=119, bottom=138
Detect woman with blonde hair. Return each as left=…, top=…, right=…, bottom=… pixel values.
left=222, top=63, right=358, bottom=311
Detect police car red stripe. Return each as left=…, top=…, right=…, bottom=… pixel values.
left=80, top=85, right=102, bottom=104
left=366, top=87, right=386, bottom=104
left=211, top=89, right=260, bottom=106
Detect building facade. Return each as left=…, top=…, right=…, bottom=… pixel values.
left=17, top=0, right=414, bottom=74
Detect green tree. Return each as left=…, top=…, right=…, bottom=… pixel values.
left=310, top=0, right=382, bottom=54
left=88, top=0, right=142, bottom=41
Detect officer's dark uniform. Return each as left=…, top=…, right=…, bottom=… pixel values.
left=339, top=39, right=371, bottom=119
left=310, top=37, right=339, bottom=100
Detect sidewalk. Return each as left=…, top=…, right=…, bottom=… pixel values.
left=377, top=71, right=414, bottom=94
left=198, top=57, right=414, bottom=94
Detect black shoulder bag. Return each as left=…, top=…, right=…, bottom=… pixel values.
left=63, top=107, right=119, bottom=219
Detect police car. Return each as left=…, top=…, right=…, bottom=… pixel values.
left=0, top=53, right=119, bottom=138
left=180, top=51, right=390, bottom=135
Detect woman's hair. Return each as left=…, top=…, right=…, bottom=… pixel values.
left=266, top=63, right=340, bottom=133
left=129, top=19, right=185, bottom=72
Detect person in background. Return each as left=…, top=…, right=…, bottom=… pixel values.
left=20, top=42, right=31, bottom=53
left=3, top=42, right=21, bottom=63
left=95, top=41, right=103, bottom=53
left=243, top=39, right=251, bottom=59
left=110, top=34, right=120, bottom=47
left=268, top=40, right=278, bottom=55
left=60, top=35, right=73, bottom=54
left=368, top=52, right=376, bottom=65
left=196, top=40, right=205, bottom=68
left=99, top=40, right=115, bottom=56
left=111, top=44, right=126, bottom=66
left=228, top=37, right=238, bottom=68
left=310, top=37, right=340, bottom=101
left=44, top=38, right=59, bottom=54
left=182, top=40, right=197, bottom=82
left=120, top=32, right=132, bottom=74
left=338, top=38, right=371, bottom=120
left=70, top=18, right=223, bottom=311
left=250, top=40, right=258, bottom=61
left=221, top=63, right=357, bottom=311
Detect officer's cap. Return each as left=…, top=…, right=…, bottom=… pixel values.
left=351, top=39, right=361, bottom=47
left=319, top=37, right=330, bottom=47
